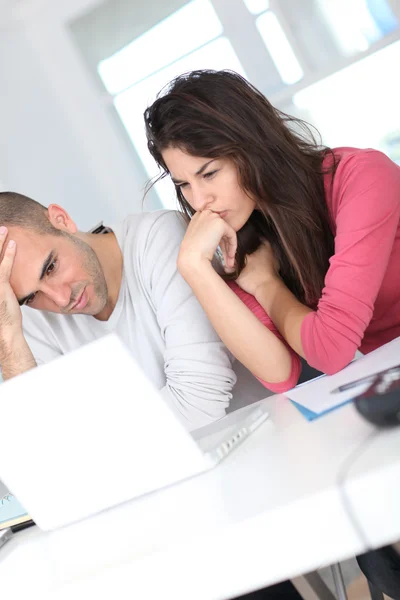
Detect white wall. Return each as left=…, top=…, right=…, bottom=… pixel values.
left=0, top=0, right=298, bottom=232
left=0, top=0, right=159, bottom=230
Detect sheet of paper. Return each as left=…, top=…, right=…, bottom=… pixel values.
left=286, top=337, right=400, bottom=414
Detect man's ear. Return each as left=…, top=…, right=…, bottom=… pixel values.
left=47, top=204, right=77, bottom=234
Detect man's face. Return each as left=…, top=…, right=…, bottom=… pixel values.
left=8, top=227, right=108, bottom=316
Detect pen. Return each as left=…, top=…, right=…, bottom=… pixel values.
left=331, top=375, right=376, bottom=394
left=331, top=365, right=400, bottom=394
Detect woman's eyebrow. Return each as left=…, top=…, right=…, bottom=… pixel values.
left=171, top=159, right=216, bottom=185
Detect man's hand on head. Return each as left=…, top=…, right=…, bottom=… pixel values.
left=0, top=226, right=36, bottom=378
left=0, top=226, right=23, bottom=342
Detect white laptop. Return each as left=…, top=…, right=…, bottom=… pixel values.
left=0, top=334, right=269, bottom=531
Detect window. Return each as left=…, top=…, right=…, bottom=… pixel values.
left=88, top=0, right=400, bottom=203
left=316, top=0, right=398, bottom=56
left=243, top=0, right=304, bottom=85
left=293, top=39, right=400, bottom=163
left=256, top=11, right=304, bottom=84
left=98, top=0, right=246, bottom=208
left=242, top=0, right=269, bottom=15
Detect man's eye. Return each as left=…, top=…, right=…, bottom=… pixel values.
left=25, top=293, right=37, bottom=306
left=47, top=260, right=56, bottom=275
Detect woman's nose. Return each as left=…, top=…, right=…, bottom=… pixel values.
left=191, top=186, right=213, bottom=212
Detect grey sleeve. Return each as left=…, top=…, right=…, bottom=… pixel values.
left=141, top=211, right=237, bottom=431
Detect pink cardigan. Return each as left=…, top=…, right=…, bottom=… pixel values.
left=230, top=147, right=400, bottom=383
left=301, top=148, right=400, bottom=374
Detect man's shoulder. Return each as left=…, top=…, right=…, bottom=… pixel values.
left=119, top=210, right=188, bottom=252
left=123, top=209, right=187, bottom=235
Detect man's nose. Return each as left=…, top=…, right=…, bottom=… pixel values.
left=42, top=282, right=71, bottom=309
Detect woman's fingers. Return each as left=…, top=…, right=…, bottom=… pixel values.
left=181, top=208, right=237, bottom=269
left=219, top=231, right=237, bottom=271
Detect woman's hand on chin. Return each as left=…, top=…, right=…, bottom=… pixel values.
left=177, top=209, right=237, bottom=279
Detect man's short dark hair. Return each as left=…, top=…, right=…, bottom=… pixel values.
left=0, top=192, right=60, bottom=235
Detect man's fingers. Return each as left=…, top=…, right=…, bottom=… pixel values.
left=0, top=227, right=15, bottom=281
left=0, top=238, right=17, bottom=281
left=0, top=226, right=8, bottom=250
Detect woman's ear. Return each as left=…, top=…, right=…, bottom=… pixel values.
left=47, top=204, right=78, bottom=234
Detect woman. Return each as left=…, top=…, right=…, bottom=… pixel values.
left=144, top=69, right=400, bottom=384
left=144, top=69, right=400, bottom=600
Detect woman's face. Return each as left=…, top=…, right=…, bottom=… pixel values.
left=162, top=146, right=256, bottom=232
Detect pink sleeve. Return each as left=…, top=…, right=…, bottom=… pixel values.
left=229, top=282, right=301, bottom=392
left=302, top=150, right=400, bottom=374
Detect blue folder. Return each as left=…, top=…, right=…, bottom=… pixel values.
left=290, top=398, right=353, bottom=421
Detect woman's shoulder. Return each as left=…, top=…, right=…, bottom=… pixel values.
left=325, top=146, right=398, bottom=175
left=323, top=147, right=400, bottom=216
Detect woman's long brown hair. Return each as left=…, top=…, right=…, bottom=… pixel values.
left=144, top=70, right=337, bottom=307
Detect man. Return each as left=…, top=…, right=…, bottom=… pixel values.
left=1, top=192, right=306, bottom=600
left=0, top=191, right=241, bottom=431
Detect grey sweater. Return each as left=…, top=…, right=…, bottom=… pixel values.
left=22, top=210, right=238, bottom=431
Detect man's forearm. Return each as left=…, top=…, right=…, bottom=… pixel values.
left=0, top=333, right=37, bottom=380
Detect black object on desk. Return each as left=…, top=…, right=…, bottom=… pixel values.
left=10, top=520, right=35, bottom=533
left=354, top=364, right=400, bottom=427
left=0, top=520, right=35, bottom=551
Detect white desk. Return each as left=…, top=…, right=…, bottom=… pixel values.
left=1, top=396, right=400, bottom=600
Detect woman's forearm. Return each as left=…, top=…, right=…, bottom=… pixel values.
left=180, top=260, right=293, bottom=383
left=255, top=277, right=313, bottom=359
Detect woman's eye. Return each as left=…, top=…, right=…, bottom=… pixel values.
left=203, top=170, right=217, bottom=179
left=176, top=182, right=188, bottom=189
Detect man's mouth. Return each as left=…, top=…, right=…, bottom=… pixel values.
left=70, top=287, right=87, bottom=311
